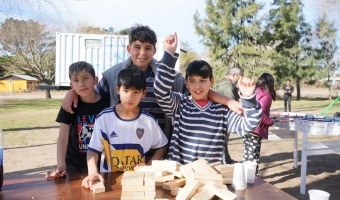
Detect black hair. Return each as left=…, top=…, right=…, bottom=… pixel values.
left=129, top=24, right=157, bottom=46
left=185, top=60, right=213, bottom=80
left=117, top=65, right=146, bottom=91
left=68, top=61, right=95, bottom=79
left=257, top=72, right=276, bottom=101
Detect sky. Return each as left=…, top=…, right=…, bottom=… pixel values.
left=0, top=0, right=339, bottom=57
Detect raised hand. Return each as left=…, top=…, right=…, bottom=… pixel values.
left=163, top=32, right=178, bottom=54
left=237, top=77, right=256, bottom=97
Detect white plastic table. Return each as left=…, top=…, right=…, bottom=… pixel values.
left=269, top=113, right=340, bottom=195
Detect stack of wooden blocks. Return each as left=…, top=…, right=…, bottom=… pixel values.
left=121, top=171, right=156, bottom=200
left=122, top=159, right=238, bottom=200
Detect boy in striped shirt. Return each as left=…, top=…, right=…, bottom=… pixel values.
left=154, top=33, right=262, bottom=164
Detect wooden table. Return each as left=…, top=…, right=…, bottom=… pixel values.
left=0, top=172, right=296, bottom=199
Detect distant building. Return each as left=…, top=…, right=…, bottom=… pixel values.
left=0, top=74, right=39, bottom=92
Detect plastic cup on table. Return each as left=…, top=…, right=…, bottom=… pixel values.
left=308, top=189, right=330, bottom=200
left=232, top=163, right=247, bottom=190
left=243, top=161, right=257, bottom=184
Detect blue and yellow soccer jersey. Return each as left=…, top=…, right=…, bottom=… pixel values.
left=88, top=106, right=168, bottom=172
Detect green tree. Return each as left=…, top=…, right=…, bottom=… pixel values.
left=265, top=0, right=311, bottom=100
left=0, top=18, right=55, bottom=98
left=193, top=0, right=266, bottom=79
left=179, top=42, right=200, bottom=75
left=313, top=14, right=338, bottom=99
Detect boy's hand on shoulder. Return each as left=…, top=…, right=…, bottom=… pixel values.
left=238, top=77, right=256, bottom=97
left=163, top=32, right=178, bottom=55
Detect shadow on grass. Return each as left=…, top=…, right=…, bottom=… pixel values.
left=260, top=152, right=340, bottom=200
left=3, top=126, right=59, bottom=132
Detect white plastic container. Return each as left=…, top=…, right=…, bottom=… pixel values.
left=308, top=189, right=330, bottom=200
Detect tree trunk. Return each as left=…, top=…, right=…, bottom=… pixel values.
left=296, top=78, right=301, bottom=100
left=45, top=89, right=51, bottom=99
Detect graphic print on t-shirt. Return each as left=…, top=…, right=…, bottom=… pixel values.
left=77, top=114, right=96, bottom=153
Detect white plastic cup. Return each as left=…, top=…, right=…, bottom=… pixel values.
left=308, top=189, right=330, bottom=200
left=232, top=163, right=247, bottom=190
left=243, top=161, right=257, bottom=184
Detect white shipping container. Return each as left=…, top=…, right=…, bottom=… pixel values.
left=55, top=32, right=180, bottom=86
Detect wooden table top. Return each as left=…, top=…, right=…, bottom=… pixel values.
left=0, top=172, right=297, bottom=199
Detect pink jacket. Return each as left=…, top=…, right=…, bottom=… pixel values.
left=253, top=87, right=274, bottom=139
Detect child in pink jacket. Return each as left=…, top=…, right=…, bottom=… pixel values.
left=242, top=73, right=276, bottom=176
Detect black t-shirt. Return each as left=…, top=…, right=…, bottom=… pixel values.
left=56, top=95, right=110, bottom=168
left=283, top=84, right=294, bottom=96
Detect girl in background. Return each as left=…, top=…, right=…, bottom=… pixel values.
left=243, top=73, right=276, bottom=176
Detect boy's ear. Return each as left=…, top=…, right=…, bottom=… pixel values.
left=70, top=82, right=73, bottom=89
left=127, top=45, right=131, bottom=54
left=142, top=89, right=147, bottom=97
left=116, top=87, right=120, bottom=95
left=210, top=77, right=215, bottom=87
left=94, top=76, right=99, bottom=85
left=152, top=47, right=157, bottom=56
left=184, top=79, right=189, bottom=89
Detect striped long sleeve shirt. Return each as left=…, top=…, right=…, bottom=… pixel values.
left=154, top=51, right=262, bottom=164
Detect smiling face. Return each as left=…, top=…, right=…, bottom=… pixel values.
left=70, top=69, right=98, bottom=97
left=185, top=75, right=214, bottom=101
left=127, top=40, right=156, bottom=71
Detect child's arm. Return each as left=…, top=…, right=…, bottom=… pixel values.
left=208, top=89, right=243, bottom=114
left=61, top=89, right=78, bottom=114
left=146, top=146, right=168, bottom=165
left=154, top=33, right=181, bottom=117
left=226, top=77, right=262, bottom=136
left=82, top=150, right=104, bottom=190
left=45, top=123, right=69, bottom=179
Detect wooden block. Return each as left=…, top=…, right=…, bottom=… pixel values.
left=205, top=182, right=237, bottom=200
left=180, top=164, right=194, bottom=180
left=192, top=159, right=218, bottom=174
left=122, top=191, right=145, bottom=197
left=171, top=187, right=181, bottom=196
left=122, top=185, right=155, bottom=192
left=144, top=171, right=155, bottom=186
left=144, top=191, right=156, bottom=197
left=167, top=170, right=183, bottom=178
left=191, top=187, right=214, bottom=200
left=162, top=178, right=186, bottom=190
left=155, top=170, right=168, bottom=177
left=176, top=180, right=200, bottom=200
left=134, top=165, right=154, bottom=172
left=214, top=164, right=234, bottom=174
left=92, top=181, right=105, bottom=193
left=155, top=174, right=175, bottom=183
left=222, top=177, right=233, bottom=185
left=152, top=160, right=180, bottom=171
left=121, top=171, right=144, bottom=186
left=209, top=161, right=222, bottom=168
left=193, top=173, right=223, bottom=184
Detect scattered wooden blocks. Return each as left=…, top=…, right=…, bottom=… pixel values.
left=92, top=181, right=105, bottom=193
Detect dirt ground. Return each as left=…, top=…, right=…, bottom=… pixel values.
left=1, top=89, right=340, bottom=200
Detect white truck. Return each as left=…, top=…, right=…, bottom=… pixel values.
left=55, top=32, right=180, bottom=87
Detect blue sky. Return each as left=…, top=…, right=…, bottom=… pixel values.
left=0, top=0, right=339, bottom=57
